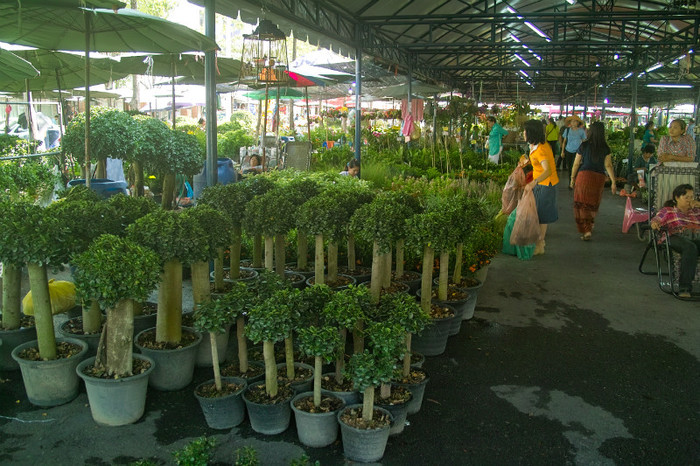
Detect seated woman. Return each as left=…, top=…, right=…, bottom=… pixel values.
left=242, top=153, right=264, bottom=174
left=650, top=183, right=700, bottom=298
left=626, top=144, right=657, bottom=191
left=340, top=158, right=360, bottom=177
left=658, top=119, right=697, bottom=163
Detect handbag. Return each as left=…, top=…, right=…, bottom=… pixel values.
left=510, top=190, right=540, bottom=246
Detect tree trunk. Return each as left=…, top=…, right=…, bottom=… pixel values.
left=210, top=331, right=222, bottom=391
left=335, top=328, right=346, bottom=384
left=420, top=246, right=435, bottom=313
left=275, top=234, right=286, bottom=278
left=382, top=250, right=392, bottom=289
left=191, top=260, right=211, bottom=309
left=395, top=239, right=405, bottom=278
left=327, top=241, right=338, bottom=283
left=102, top=299, right=134, bottom=377
left=253, top=234, right=263, bottom=268
left=314, top=356, right=322, bottom=407
left=362, top=386, right=374, bottom=422
left=82, top=300, right=102, bottom=334
left=438, top=250, right=449, bottom=301
left=353, top=320, right=364, bottom=354
left=1, top=263, right=21, bottom=330
left=453, top=242, right=463, bottom=283
left=370, top=241, right=382, bottom=304
left=95, top=158, right=106, bottom=179
left=156, top=259, right=182, bottom=344
left=284, top=336, right=295, bottom=379
left=133, top=160, right=144, bottom=197
left=380, top=382, right=391, bottom=400
left=264, top=235, right=274, bottom=271
left=161, top=172, right=177, bottom=210
left=236, top=315, right=248, bottom=373
left=314, top=234, right=324, bottom=285
left=26, top=263, right=56, bottom=360
left=403, top=332, right=412, bottom=377
left=229, top=226, right=242, bottom=279
left=214, top=247, right=225, bottom=292
left=263, top=340, right=278, bottom=397
left=347, top=234, right=356, bottom=271
left=297, top=234, right=308, bottom=270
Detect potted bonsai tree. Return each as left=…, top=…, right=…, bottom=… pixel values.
left=292, top=324, right=344, bottom=447
left=130, top=115, right=171, bottom=197
left=240, top=176, right=276, bottom=269
left=62, top=106, right=136, bottom=180
left=191, top=296, right=247, bottom=429
left=8, top=202, right=89, bottom=407
left=243, top=287, right=297, bottom=435
left=127, top=209, right=204, bottom=390
left=72, top=234, right=161, bottom=426
left=281, top=176, right=322, bottom=274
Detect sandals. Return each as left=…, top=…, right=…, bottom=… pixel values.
left=580, top=233, right=592, bottom=241
left=678, top=291, right=691, bottom=299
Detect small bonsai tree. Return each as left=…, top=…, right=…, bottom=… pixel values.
left=240, top=177, right=276, bottom=268
left=72, top=235, right=160, bottom=377
left=322, top=284, right=372, bottom=378
left=344, top=322, right=404, bottom=423
left=63, top=107, right=136, bottom=179
left=351, top=192, right=419, bottom=303
left=278, top=175, right=323, bottom=271
left=191, top=296, right=236, bottom=391
left=180, top=205, right=232, bottom=308
left=365, top=321, right=406, bottom=402
left=245, top=287, right=296, bottom=398
left=46, top=197, right=120, bottom=334
left=334, top=181, right=375, bottom=274
left=130, top=115, right=171, bottom=197
left=127, top=209, right=204, bottom=344
left=0, top=199, right=30, bottom=331
left=377, top=291, right=431, bottom=377
left=297, top=325, right=342, bottom=407
left=198, top=182, right=250, bottom=286
left=217, top=281, right=257, bottom=375
left=296, top=190, right=347, bottom=285
left=406, top=198, right=457, bottom=313
left=106, top=193, right=159, bottom=237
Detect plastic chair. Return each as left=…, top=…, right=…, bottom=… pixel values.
left=622, top=196, right=649, bottom=234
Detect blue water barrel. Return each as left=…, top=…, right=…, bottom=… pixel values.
left=193, top=158, right=237, bottom=201
left=67, top=178, right=128, bottom=199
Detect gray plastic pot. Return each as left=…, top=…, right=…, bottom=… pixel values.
left=291, top=391, right=345, bottom=447
left=194, top=377, right=247, bottom=429
left=134, top=327, right=202, bottom=391
left=337, top=404, right=393, bottom=463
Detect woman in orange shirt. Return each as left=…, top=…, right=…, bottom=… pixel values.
left=523, top=119, right=559, bottom=255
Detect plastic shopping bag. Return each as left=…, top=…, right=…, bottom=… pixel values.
left=502, top=209, right=535, bottom=260
left=501, top=166, right=525, bottom=215
left=22, top=279, right=77, bottom=316
left=510, top=190, right=540, bottom=246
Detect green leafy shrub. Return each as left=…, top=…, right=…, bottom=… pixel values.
left=172, top=436, right=216, bottom=466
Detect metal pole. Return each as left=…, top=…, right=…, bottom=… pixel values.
left=354, top=27, right=362, bottom=166
left=171, top=57, right=176, bottom=129
left=84, top=11, right=91, bottom=187
left=628, top=74, right=638, bottom=170
left=204, top=0, right=217, bottom=187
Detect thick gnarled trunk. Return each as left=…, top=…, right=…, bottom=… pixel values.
left=1, top=263, right=22, bottom=330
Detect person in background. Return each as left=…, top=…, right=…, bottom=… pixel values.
left=561, top=115, right=587, bottom=188
left=340, top=158, right=360, bottom=177
left=626, top=144, right=657, bottom=191
left=642, top=121, right=658, bottom=148
left=658, top=119, right=697, bottom=163
left=557, top=117, right=569, bottom=170
left=687, top=118, right=696, bottom=141
left=545, top=117, right=559, bottom=157
left=650, top=183, right=700, bottom=298
left=522, top=119, right=559, bottom=255
left=486, top=116, right=509, bottom=164
left=570, top=121, right=617, bottom=241
left=198, top=118, right=206, bottom=130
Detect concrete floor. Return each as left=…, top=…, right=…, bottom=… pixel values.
left=1, top=178, right=698, bottom=465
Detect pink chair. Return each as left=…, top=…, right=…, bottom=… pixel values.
left=622, top=196, right=649, bottom=234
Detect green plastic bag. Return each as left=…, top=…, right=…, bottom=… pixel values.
left=502, top=209, right=535, bottom=260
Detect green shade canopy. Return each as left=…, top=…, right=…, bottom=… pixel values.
left=243, top=88, right=306, bottom=100
left=1, top=50, right=129, bottom=92
left=0, top=6, right=218, bottom=54
left=114, top=54, right=241, bottom=83
left=0, top=47, right=40, bottom=85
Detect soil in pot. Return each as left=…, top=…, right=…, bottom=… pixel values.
left=284, top=271, right=306, bottom=289
left=277, top=362, right=313, bottom=392
left=293, top=393, right=344, bottom=413
left=244, top=381, right=294, bottom=404
left=393, top=367, right=430, bottom=415
left=220, top=267, right=258, bottom=281
left=305, top=274, right=355, bottom=289
left=321, top=374, right=355, bottom=393
left=80, top=357, right=152, bottom=378
left=195, top=379, right=245, bottom=398
left=373, top=385, right=412, bottom=435
left=135, top=328, right=199, bottom=350
left=359, top=281, right=410, bottom=296
left=339, top=405, right=391, bottom=430
left=0, top=314, right=35, bottom=331
left=16, top=340, right=85, bottom=361
left=221, top=361, right=265, bottom=381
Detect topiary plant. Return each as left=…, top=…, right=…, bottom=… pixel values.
left=72, top=235, right=160, bottom=377
left=297, top=325, right=342, bottom=408
left=191, top=295, right=236, bottom=392
left=239, top=176, right=276, bottom=268
left=130, top=115, right=171, bottom=197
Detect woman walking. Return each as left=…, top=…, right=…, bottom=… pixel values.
left=570, top=121, right=617, bottom=240
left=523, top=119, right=559, bottom=255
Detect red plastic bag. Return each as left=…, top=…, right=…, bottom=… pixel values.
left=510, top=190, right=540, bottom=246
left=501, top=166, right=525, bottom=215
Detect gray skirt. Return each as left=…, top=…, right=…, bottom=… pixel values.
left=533, top=184, right=559, bottom=224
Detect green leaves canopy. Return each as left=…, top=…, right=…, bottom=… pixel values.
left=297, top=325, right=342, bottom=363
left=351, top=190, right=420, bottom=253
left=63, top=107, right=136, bottom=162
left=72, top=234, right=160, bottom=310
left=131, top=115, right=171, bottom=166
left=245, top=288, right=300, bottom=344
left=180, top=205, right=232, bottom=263
left=198, top=182, right=250, bottom=228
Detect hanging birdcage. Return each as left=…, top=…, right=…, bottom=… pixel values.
left=239, top=19, right=289, bottom=87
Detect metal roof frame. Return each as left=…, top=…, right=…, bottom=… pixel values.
left=192, top=0, right=699, bottom=109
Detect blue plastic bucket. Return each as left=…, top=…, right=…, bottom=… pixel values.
left=67, top=178, right=127, bottom=199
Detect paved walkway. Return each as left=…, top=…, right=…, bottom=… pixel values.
left=1, top=178, right=698, bottom=465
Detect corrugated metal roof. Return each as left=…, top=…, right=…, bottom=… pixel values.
left=191, top=0, right=699, bottom=106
